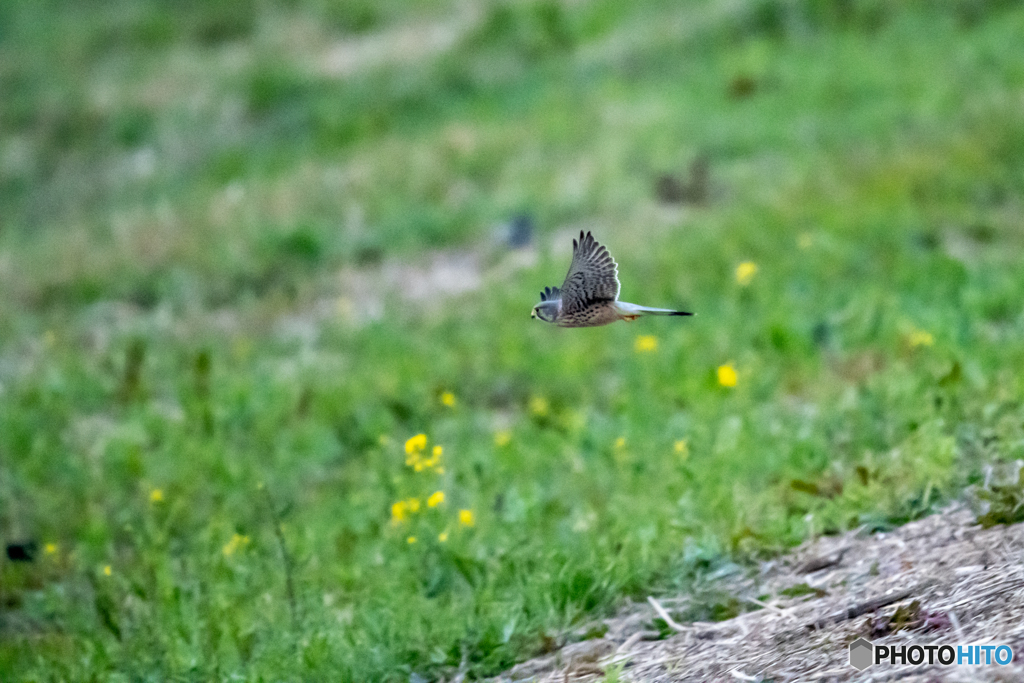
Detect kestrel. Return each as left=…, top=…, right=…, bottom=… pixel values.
left=531, top=231, right=693, bottom=327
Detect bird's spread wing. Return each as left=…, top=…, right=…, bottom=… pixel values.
left=559, top=231, right=620, bottom=314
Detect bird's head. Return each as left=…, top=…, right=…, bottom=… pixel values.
left=531, top=300, right=559, bottom=323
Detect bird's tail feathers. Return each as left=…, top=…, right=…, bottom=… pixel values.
left=617, top=302, right=694, bottom=317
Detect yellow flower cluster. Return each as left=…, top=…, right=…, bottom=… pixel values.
left=736, top=261, right=758, bottom=286
left=718, top=363, right=738, bottom=387
left=393, top=490, right=446, bottom=524
left=908, top=329, right=934, bottom=348
left=149, top=488, right=164, bottom=503
left=405, top=434, right=443, bottom=473
left=529, top=396, right=549, bottom=417
left=222, top=533, right=250, bottom=557
left=674, top=439, right=689, bottom=459
left=391, top=497, right=420, bottom=524
left=405, top=433, right=426, bottom=453
left=634, top=335, right=658, bottom=353
left=393, top=494, right=470, bottom=540
left=494, top=430, right=512, bottom=447
left=440, top=391, right=456, bottom=407
left=395, top=434, right=474, bottom=540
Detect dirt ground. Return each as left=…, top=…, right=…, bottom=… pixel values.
left=495, top=505, right=1024, bottom=682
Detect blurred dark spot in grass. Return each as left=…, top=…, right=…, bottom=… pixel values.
left=248, top=68, right=316, bottom=116
left=118, top=337, right=147, bottom=403
left=206, top=148, right=249, bottom=184
left=790, top=477, right=842, bottom=499
left=726, top=0, right=1022, bottom=42
left=112, top=107, right=156, bottom=147
left=49, top=102, right=106, bottom=151
left=467, top=0, right=575, bottom=60
left=728, top=74, right=758, bottom=99
left=966, top=222, right=996, bottom=244
left=323, top=2, right=380, bottom=33
left=353, top=244, right=385, bottom=266
left=266, top=226, right=326, bottom=266
left=35, top=278, right=106, bottom=308
left=99, top=0, right=258, bottom=49
left=5, top=541, right=37, bottom=563
left=654, top=156, right=711, bottom=206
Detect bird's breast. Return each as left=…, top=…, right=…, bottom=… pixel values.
left=558, top=302, right=620, bottom=327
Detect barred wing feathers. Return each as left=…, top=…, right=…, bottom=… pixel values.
left=559, top=231, right=620, bottom=314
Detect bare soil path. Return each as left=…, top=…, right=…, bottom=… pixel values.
left=496, top=506, right=1024, bottom=682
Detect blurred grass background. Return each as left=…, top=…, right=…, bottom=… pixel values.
left=3, top=0, right=1024, bottom=679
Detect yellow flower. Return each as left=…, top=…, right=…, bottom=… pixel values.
left=735, top=261, right=758, bottom=286
left=458, top=509, right=475, bottom=527
left=634, top=335, right=658, bottom=353
left=427, top=491, right=445, bottom=508
left=674, top=439, right=689, bottom=459
left=415, top=446, right=443, bottom=472
left=222, top=533, right=250, bottom=556
left=391, top=500, right=409, bottom=524
left=407, top=436, right=443, bottom=473
left=406, top=497, right=421, bottom=513
left=494, top=430, right=512, bottom=447
left=103, top=565, right=112, bottom=576
left=407, top=535, right=417, bottom=544
left=797, top=233, right=812, bottom=249
left=149, top=488, right=164, bottom=503
left=438, top=530, right=449, bottom=543
left=440, top=391, right=456, bottom=407
left=405, top=433, right=427, bottom=455
left=529, top=396, right=549, bottom=417
left=44, top=542, right=58, bottom=555
left=908, top=329, right=934, bottom=348
left=614, top=436, right=627, bottom=450
left=718, top=363, right=738, bottom=387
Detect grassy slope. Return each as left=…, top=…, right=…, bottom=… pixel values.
left=3, top=0, right=1024, bottom=679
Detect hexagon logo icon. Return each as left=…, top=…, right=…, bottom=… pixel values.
left=849, top=637, right=874, bottom=671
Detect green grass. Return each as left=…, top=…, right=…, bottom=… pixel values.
left=3, top=0, right=1024, bottom=679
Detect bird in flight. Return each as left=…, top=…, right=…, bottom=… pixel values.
left=531, top=231, right=693, bottom=327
